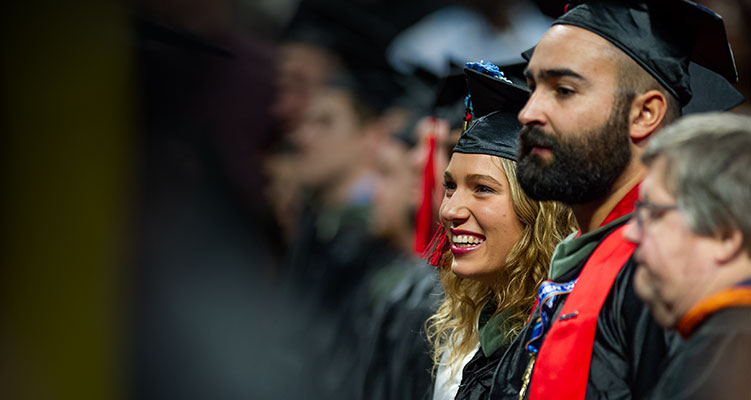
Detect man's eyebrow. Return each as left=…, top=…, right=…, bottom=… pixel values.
left=524, top=67, right=586, bottom=81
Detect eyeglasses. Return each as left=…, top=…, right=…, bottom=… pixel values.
left=633, top=200, right=679, bottom=230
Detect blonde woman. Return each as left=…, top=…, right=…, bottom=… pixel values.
left=426, top=64, right=576, bottom=400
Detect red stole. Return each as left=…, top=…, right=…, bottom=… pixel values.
left=528, top=185, right=639, bottom=399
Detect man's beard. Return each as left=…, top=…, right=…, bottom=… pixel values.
left=516, top=98, right=632, bottom=205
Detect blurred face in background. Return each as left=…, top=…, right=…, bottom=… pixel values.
left=371, top=136, right=419, bottom=251
left=271, top=42, right=341, bottom=133
left=290, top=87, right=368, bottom=190
left=440, top=153, right=523, bottom=283
left=624, top=156, right=717, bottom=328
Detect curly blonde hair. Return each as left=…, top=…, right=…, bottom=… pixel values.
left=425, top=157, right=577, bottom=376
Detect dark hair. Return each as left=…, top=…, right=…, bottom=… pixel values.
left=612, top=48, right=681, bottom=127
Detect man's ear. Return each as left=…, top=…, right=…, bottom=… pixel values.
left=714, top=228, right=744, bottom=265
left=629, top=89, right=668, bottom=141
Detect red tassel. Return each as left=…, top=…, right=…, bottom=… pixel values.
left=421, top=223, right=450, bottom=268
left=414, top=130, right=437, bottom=254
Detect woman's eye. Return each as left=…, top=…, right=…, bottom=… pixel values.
left=476, top=185, right=495, bottom=194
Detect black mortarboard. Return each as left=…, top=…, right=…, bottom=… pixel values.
left=682, top=62, right=745, bottom=114
left=551, top=0, right=738, bottom=106
left=452, top=62, right=531, bottom=161
left=463, top=61, right=530, bottom=119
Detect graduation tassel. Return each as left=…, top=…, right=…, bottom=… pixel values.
left=414, top=123, right=437, bottom=254
left=421, top=222, right=450, bottom=268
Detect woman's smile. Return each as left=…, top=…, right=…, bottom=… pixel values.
left=450, top=229, right=486, bottom=255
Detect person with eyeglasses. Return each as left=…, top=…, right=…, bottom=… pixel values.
left=622, top=112, right=751, bottom=399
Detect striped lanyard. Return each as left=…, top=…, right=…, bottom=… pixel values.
left=518, top=278, right=577, bottom=400
left=526, top=278, right=578, bottom=354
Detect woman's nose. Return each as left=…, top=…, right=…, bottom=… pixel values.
left=439, top=192, right=470, bottom=225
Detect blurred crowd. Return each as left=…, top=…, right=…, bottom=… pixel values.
left=131, top=1, right=564, bottom=398
left=1, top=1, right=749, bottom=399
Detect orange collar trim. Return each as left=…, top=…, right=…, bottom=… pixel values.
left=676, top=287, right=751, bottom=338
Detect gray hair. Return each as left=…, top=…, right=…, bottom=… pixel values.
left=643, top=112, right=751, bottom=254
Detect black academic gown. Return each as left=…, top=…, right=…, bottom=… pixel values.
left=282, top=200, right=428, bottom=399
left=646, top=306, right=751, bottom=400
left=358, top=262, right=441, bottom=400
left=453, top=306, right=515, bottom=400
left=423, top=304, right=516, bottom=400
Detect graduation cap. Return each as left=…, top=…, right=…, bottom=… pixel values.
left=452, top=61, right=531, bottom=162
left=550, top=0, right=738, bottom=107
left=683, top=62, right=745, bottom=114
left=461, top=60, right=530, bottom=140
left=464, top=61, right=530, bottom=119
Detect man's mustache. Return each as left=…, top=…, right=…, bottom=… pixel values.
left=519, top=126, right=559, bottom=154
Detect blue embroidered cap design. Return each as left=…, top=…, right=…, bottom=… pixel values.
left=465, top=61, right=513, bottom=84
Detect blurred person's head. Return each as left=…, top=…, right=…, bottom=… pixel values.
left=289, top=76, right=388, bottom=207
left=624, top=112, right=751, bottom=331
left=271, top=41, right=342, bottom=134
left=370, top=133, right=419, bottom=252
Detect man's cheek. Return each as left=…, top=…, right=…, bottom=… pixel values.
left=633, top=265, right=654, bottom=304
